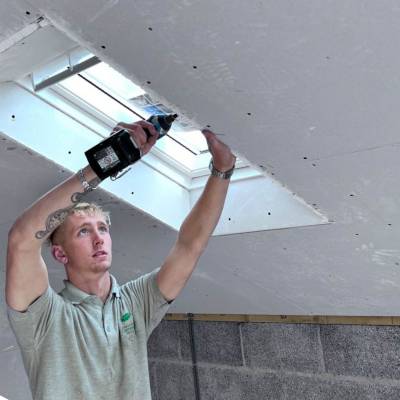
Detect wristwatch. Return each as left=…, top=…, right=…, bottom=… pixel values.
left=209, top=159, right=235, bottom=180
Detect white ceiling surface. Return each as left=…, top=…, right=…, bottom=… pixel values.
left=1, top=0, right=400, bottom=315
left=0, top=1, right=77, bottom=82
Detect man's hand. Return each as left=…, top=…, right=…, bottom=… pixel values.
left=202, top=129, right=236, bottom=172
left=112, top=120, right=159, bottom=156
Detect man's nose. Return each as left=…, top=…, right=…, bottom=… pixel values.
left=93, top=231, right=104, bottom=245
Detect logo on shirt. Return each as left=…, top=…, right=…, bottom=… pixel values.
left=121, top=312, right=135, bottom=337
left=121, top=312, right=131, bottom=322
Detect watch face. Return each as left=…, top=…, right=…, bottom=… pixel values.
left=94, top=146, right=119, bottom=171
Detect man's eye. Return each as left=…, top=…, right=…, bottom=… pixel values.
left=78, top=228, right=89, bottom=236
left=99, top=226, right=109, bottom=233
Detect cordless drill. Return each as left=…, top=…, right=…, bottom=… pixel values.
left=85, top=113, right=178, bottom=181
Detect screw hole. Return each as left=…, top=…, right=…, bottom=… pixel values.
left=146, top=81, right=151, bottom=84
left=303, top=157, right=308, bottom=160
left=101, top=45, right=106, bottom=49
left=26, top=11, right=31, bottom=15
left=247, top=112, right=252, bottom=116
left=148, top=27, right=153, bottom=31
left=68, top=151, right=71, bottom=154
left=11, top=115, right=15, bottom=119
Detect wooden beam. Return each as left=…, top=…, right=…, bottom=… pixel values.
left=165, top=314, right=400, bottom=326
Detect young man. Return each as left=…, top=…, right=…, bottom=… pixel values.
left=5, top=120, right=235, bottom=400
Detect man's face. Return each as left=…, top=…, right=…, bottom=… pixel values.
left=57, top=212, right=112, bottom=274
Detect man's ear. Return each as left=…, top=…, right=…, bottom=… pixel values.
left=52, top=245, right=68, bottom=265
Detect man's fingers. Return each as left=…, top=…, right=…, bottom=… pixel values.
left=112, top=121, right=159, bottom=140
left=113, top=121, right=130, bottom=131
left=202, top=128, right=224, bottom=154
left=128, top=126, right=147, bottom=146
left=134, top=122, right=158, bottom=155
left=201, top=129, right=216, bottom=150
left=201, top=128, right=216, bottom=143
left=110, top=122, right=125, bottom=135
left=141, top=133, right=158, bottom=155
left=201, top=127, right=235, bottom=171
left=110, top=120, right=160, bottom=156
left=147, top=131, right=158, bottom=147
left=136, top=120, right=159, bottom=139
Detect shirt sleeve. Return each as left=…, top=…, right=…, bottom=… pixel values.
left=7, top=286, right=63, bottom=350
left=124, top=268, right=171, bottom=337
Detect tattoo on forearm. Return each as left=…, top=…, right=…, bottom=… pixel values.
left=71, top=191, right=86, bottom=203
left=89, top=177, right=101, bottom=189
left=35, top=190, right=87, bottom=240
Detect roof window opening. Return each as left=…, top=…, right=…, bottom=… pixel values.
left=57, top=61, right=210, bottom=162
left=19, top=46, right=328, bottom=235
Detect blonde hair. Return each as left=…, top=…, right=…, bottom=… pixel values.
left=48, top=202, right=111, bottom=245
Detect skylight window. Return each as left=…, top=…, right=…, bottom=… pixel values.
left=83, top=62, right=145, bottom=100
left=9, top=44, right=329, bottom=234
left=57, top=61, right=210, bottom=164
left=59, top=71, right=136, bottom=124
left=82, top=63, right=209, bottom=154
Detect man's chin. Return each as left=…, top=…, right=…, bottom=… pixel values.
left=92, top=261, right=111, bottom=272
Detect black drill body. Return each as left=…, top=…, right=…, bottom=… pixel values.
left=85, top=113, right=178, bottom=181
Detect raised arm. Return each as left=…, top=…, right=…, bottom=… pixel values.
left=6, top=164, right=101, bottom=311
left=6, top=121, right=158, bottom=311
left=157, top=129, right=236, bottom=301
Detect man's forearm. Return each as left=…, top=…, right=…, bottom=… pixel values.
left=10, top=166, right=99, bottom=247
left=177, top=175, right=230, bottom=252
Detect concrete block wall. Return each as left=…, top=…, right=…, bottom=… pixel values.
left=148, top=320, right=400, bottom=400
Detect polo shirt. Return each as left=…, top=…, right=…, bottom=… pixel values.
left=7, top=269, right=170, bottom=400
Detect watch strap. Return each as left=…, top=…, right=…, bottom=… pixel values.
left=209, top=160, right=235, bottom=180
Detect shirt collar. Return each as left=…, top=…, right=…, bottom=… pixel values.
left=59, top=274, right=121, bottom=304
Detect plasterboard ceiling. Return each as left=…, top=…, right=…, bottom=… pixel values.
left=1, top=0, right=400, bottom=316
